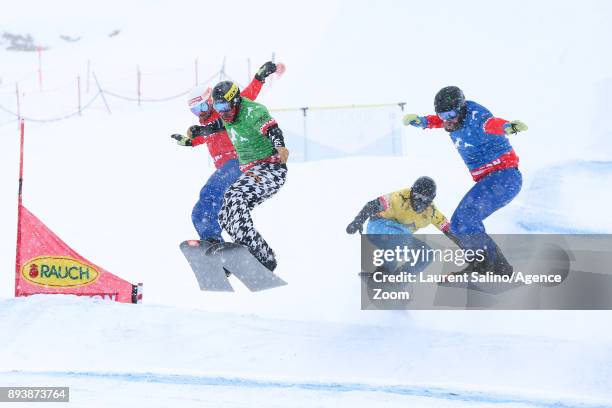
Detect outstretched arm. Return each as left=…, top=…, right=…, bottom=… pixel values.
left=170, top=133, right=193, bottom=146
left=190, top=119, right=224, bottom=146
left=346, top=198, right=386, bottom=234
left=483, top=117, right=528, bottom=135
left=171, top=119, right=225, bottom=147
left=402, top=113, right=444, bottom=129
left=240, top=77, right=264, bottom=100
left=241, top=61, right=278, bottom=100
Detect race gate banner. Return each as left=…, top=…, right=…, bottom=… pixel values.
left=15, top=205, right=142, bottom=304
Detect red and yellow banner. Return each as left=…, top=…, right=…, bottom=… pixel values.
left=15, top=205, right=140, bottom=303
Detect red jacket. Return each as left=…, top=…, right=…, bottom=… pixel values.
left=191, top=78, right=264, bottom=169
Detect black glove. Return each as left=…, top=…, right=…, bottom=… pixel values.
left=187, top=125, right=206, bottom=137
left=255, top=61, right=277, bottom=82
left=188, top=119, right=224, bottom=138
left=346, top=220, right=364, bottom=234
left=346, top=199, right=385, bottom=235
left=266, top=124, right=285, bottom=147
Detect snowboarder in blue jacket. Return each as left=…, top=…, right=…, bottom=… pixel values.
left=402, top=86, right=528, bottom=274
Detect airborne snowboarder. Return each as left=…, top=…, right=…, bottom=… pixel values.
left=402, top=86, right=528, bottom=275
left=211, top=79, right=289, bottom=272
left=171, top=61, right=278, bottom=243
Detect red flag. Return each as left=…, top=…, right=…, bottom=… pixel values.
left=14, top=120, right=141, bottom=304
left=15, top=205, right=141, bottom=303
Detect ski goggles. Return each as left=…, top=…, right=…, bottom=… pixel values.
left=190, top=101, right=210, bottom=116
left=437, top=110, right=458, bottom=121
left=412, top=192, right=434, bottom=203
left=213, top=100, right=232, bottom=113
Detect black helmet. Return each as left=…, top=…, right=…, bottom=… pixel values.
left=212, top=81, right=242, bottom=112
left=434, top=86, right=467, bottom=132
left=434, top=86, right=465, bottom=113
left=212, top=81, right=242, bottom=122
left=410, top=176, right=436, bottom=213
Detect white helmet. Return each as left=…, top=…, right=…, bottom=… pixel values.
left=187, top=83, right=212, bottom=117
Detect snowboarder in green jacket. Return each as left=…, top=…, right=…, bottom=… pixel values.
left=211, top=80, right=289, bottom=272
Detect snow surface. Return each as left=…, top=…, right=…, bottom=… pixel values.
left=1, top=296, right=611, bottom=408
left=1, top=0, right=612, bottom=406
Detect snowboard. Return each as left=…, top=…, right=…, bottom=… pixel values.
left=179, top=240, right=287, bottom=292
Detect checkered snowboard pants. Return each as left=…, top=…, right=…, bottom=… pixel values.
left=219, top=162, right=288, bottom=265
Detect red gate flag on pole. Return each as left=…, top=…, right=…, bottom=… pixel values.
left=14, top=119, right=142, bottom=303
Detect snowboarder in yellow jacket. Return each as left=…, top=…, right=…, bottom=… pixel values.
left=346, top=177, right=458, bottom=274
left=346, top=176, right=451, bottom=236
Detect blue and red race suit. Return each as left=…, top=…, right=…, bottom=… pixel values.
left=424, top=100, right=519, bottom=181
left=421, top=100, right=523, bottom=262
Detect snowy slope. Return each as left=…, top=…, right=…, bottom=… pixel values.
left=519, top=161, right=612, bottom=233
left=1, top=296, right=611, bottom=408
left=1, top=105, right=610, bottom=328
